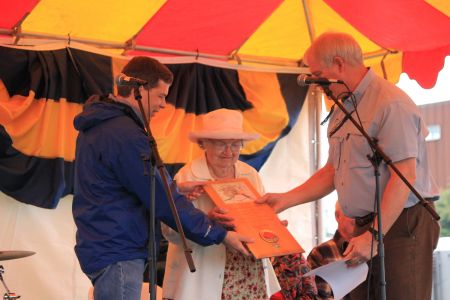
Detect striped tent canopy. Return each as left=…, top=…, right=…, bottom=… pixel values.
left=1, top=0, right=449, bottom=88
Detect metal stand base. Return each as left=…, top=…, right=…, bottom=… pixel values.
left=0, top=266, right=20, bottom=299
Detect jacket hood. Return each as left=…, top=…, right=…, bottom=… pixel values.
left=74, top=95, right=141, bottom=132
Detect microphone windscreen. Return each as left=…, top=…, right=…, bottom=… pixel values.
left=297, top=74, right=310, bottom=87
left=115, top=74, right=148, bottom=86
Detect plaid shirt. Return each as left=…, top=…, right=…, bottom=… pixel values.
left=271, top=253, right=318, bottom=300
left=307, top=231, right=349, bottom=300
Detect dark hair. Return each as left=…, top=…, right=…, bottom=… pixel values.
left=117, top=56, right=174, bottom=97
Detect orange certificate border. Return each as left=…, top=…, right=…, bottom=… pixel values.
left=203, top=178, right=304, bottom=259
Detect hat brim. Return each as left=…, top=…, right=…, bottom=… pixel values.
left=189, top=131, right=260, bottom=143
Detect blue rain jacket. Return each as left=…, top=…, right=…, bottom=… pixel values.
left=73, top=97, right=226, bottom=274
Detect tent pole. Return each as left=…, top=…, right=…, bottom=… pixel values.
left=302, top=0, right=316, bottom=43
left=307, top=87, right=324, bottom=246
left=0, top=28, right=396, bottom=69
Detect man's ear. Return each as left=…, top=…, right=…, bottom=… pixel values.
left=333, top=56, right=345, bottom=71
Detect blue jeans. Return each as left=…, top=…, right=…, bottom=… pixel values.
left=87, top=259, right=145, bottom=300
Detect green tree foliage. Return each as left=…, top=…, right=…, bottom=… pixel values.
left=436, top=188, right=450, bottom=237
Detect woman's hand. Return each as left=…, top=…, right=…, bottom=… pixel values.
left=177, top=181, right=206, bottom=201
left=280, top=219, right=288, bottom=227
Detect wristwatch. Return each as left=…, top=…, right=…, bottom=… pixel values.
left=367, top=227, right=384, bottom=241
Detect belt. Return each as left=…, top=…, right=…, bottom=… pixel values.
left=355, top=198, right=435, bottom=227
left=425, top=196, right=439, bottom=202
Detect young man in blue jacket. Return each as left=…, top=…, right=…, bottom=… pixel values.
left=72, top=57, right=252, bottom=300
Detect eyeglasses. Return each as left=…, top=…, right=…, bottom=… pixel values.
left=205, top=140, right=243, bottom=152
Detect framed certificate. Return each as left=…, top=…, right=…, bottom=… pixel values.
left=203, top=178, right=304, bottom=259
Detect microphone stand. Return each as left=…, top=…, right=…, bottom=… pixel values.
left=321, top=85, right=440, bottom=300
left=133, top=88, right=196, bottom=300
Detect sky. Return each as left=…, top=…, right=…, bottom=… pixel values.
left=397, top=56, right=450, bottom=106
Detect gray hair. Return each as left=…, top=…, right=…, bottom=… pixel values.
left=304, top=32, right=364, bottom=68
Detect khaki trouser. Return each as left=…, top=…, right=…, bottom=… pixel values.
left=349, top=203, right=440, bottom=300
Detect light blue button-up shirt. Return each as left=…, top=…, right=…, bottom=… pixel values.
left=327, top=69, right=438, bottom=217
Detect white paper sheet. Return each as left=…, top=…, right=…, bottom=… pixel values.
left=304, top=260, right=368, bottom=299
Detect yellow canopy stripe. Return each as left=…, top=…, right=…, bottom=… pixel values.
left=22, top=0, right=167, bottom=43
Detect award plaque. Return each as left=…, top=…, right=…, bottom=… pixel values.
left=203, top=178, right=304, bottom=258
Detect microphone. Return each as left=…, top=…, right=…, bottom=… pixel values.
left=115, top=74, right=148, bottom=86
left=297, top=74, right=344, bottom=87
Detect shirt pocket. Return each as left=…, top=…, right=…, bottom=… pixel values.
left=346, top=131, right=374, bottom=169
left=328, top=135, right=344, bottom=170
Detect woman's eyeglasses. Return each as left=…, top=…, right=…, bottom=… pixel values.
left=206, top=140, right=243, bottom=152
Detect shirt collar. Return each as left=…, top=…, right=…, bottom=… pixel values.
left=190, top=152, right=213, bottom=180
left=190, top=152, right=252, bottom=180
left=347, top=68, right=375, bottom=106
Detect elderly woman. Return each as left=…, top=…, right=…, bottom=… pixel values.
left=162, top=108, right=280, bottom=300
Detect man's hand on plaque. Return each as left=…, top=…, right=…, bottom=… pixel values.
left=208, top=206, right=236, bottom=230
left=223, top=231, right=254, bottom=256
left=256, top=192, right=288, bottom=213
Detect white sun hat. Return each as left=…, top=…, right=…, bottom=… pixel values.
left=188, top=108, right=260, bottom=143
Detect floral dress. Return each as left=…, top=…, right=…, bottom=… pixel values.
left=221, top=248, right=267, bottom=300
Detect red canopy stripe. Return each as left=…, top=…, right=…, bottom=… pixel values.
left=325, top=0, right=450, bottom=52
left=135, top=0, right=283, bottom=55
left=403, top=45, right=450, bottom=89
left=0, top=1, right=39, bottom=29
